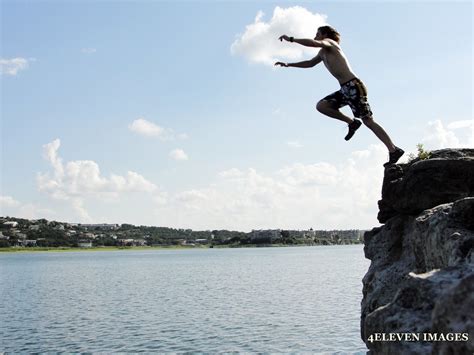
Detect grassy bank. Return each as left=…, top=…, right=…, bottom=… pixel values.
left=0, top=243, right=361, bottom=253
left=0, top=245, right=211, bottom=253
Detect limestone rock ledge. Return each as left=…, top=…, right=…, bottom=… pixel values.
left=361, top=149, right=474, bottom=354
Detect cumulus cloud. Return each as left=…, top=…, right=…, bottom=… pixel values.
left=421, top=119, right=473, bottom=149
left=27, top=119, right=470, bottom=228
left=231, top=6, right=327, bottom=66
left=128, top=118, right=185, bottom=141
left=154, top=144, right=387, bottom=231
left=37, top=138, right=160, bottom=221
left=129, top=118, right=167, bottom=138
left=0, top=57, right=31, bottom=75
left=169, top=149, right=189, bottom=161
left=278, top=162, right=339, bottom=186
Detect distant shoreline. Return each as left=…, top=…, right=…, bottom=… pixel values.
left=0, top=246, right=199, bottom=253
left=0, top=243, right=362, bottom=253
left=1, top=217, right=364, bottom=250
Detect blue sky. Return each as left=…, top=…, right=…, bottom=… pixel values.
left=1, top=1, right=472, bottom=231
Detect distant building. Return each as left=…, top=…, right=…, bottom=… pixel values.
left=83, top=233, right=97, bottom=239
left=304, top=229, right=316, bottom=238
left=21, top=240, right=37, bottom=247
left=78, top=241, right=92, bottom=248
left=117, top=239, right=134, bottom=246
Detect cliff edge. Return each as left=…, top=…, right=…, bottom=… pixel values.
left=361, top=148, right=474, bottom=354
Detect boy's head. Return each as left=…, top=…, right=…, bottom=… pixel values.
left=315, top=26, right=340, bottom=43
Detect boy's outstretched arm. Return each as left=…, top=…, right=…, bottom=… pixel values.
left=275, top=55, right=322, bottom=68
left=278, top=34, right=332, bottom=48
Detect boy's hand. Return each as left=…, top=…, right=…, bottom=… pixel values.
left=279, top=35, right=290, bottom=42
left=274, top=62, right=288, bottom=67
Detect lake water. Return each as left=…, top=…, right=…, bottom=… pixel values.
left=0, top=245, right=369, bottom=353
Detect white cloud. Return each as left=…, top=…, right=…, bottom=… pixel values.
left=18, top=204, right=56, bottom=220
left=0, top=195, right=57, bottom=220
left=154, top=144, right=386, bottom=231
left=0, top=195, right=21, bottom=208
left=81, top=48, right=97, bottom=54
left=447, top=120, right=473, bottom=130
left=0, top=57, right=31, bottom=76
left=231, top=6, right=327, bottom=66
left=278, top=162, right=338, bottom=186
left=175, top=190, right=209, bottom=210
left=218, top=168, right=245, bottom=179
left=129, top=118, right=167, bottom=138
left=153, top=191, right=168, bottom=206
left=169, top=149, right=188, bottom=161
left=421, top=119, right=473, bottom=149
left=70, top=198, right=92, bottom=222
left=37, top=138, right=160, bottom=221
left=287, top=140, right=303, bottom=148
left=150, top=119, right=470, bottom=231
left=176, top=190, right=209, bottom=202
left=128, top=118, right=184, bottom=141
left=42, top=139, right=64, bottom=181
left=109, top=171, right=157, bottom=193
left=19, top=120, right=470, bottom=229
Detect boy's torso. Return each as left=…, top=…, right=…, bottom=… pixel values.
left=319, top=46, right=358, bottom=85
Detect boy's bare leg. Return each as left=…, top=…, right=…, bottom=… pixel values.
left=362, top=116, right=396, bottom=152
left=316, top=100, right=354, bottom=124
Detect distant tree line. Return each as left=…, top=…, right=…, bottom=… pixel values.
left=0, top=217, right=363, bottom=248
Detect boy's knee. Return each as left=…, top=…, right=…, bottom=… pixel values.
left=316, top=100, right=329, bottom=113
left=361, top=115, right=374, bottom=126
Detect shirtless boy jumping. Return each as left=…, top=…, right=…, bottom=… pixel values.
left=275, top=26, right=404, bottom=166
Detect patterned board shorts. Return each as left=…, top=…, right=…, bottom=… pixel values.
left=321, top=78, right=373, bottom=119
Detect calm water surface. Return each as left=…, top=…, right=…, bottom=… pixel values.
left=0, top=245, right=369, bottom=353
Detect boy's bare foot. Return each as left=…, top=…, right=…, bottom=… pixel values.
left=344, top=119, right=362, bottom=141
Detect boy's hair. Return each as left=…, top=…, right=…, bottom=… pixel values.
left=318, top=26, right=341, bottom=43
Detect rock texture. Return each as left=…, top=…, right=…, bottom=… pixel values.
left=378, top=149, right=474, bottom=223
left=361, top=149, right=474, bottom=354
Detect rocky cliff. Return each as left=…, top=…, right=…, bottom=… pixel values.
left=361, top=148, right=474, bottom=354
